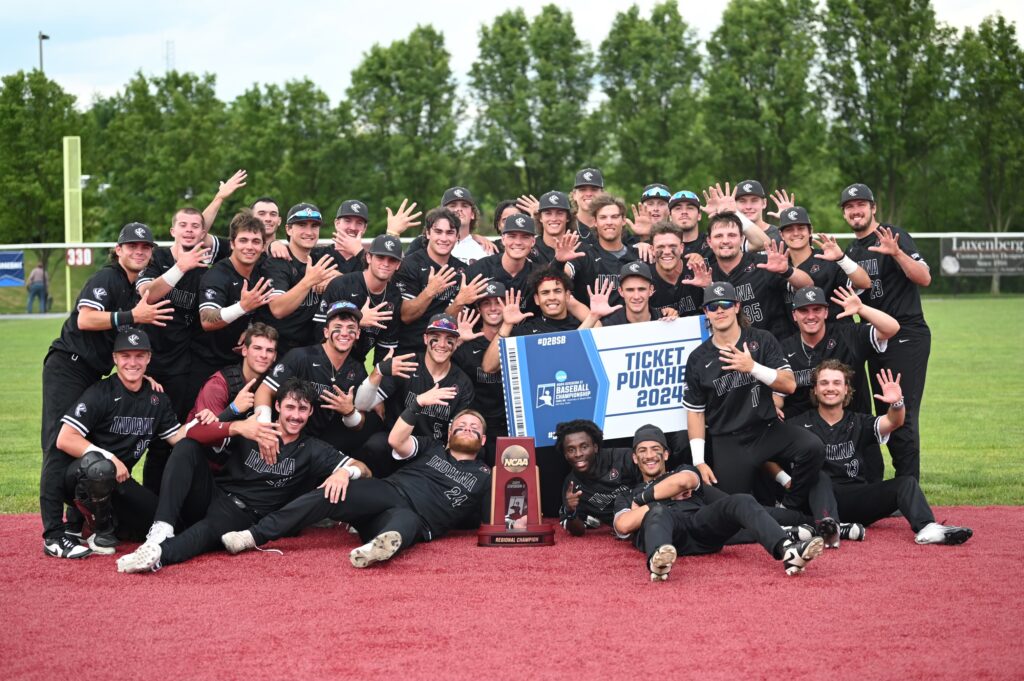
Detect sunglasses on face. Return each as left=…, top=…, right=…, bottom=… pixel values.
left=703, top=301, right=737, bottom=312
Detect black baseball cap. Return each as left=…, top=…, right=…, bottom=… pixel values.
left=425, top=313, right=459, bottom=336
left=641, top=184, right=672, bottom=202
left=442, top=187, right=475, bottom=207
left=792, top=286, right=827, bottom=310
left=324, top=300, right=363, bottom=323
left=113, top=327, right=152, bottom=353
left=619, top=261, right=653, bottom=284
left=367, top=234, right=403, bottom=260
left=632, top=424, right=668, bottom=451
left=286, top=203, right=323, bottom=225
left=702, top=282, right=740, bottom=305
left=502, top=213, right=536, bottom=235
left=481, top=281, right=507, bottom=299
left=839, top=183, right=874, bottom=206
left=669, top=190, right=701, bottom=209
left=735, top=180, right=766, bottom=199
left=538, top=191, right=570, bottom=212
left=117, top=222, right=156, bottom=246
left=336, top=200, right=368, bottom=220
left=779, top=206, right=811, bottom=229
left=574, top=168, right=604, bottom=188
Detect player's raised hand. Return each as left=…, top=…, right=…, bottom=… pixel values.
left=872, top=368, right=903, bottom=404
left=553, top=232, right=585, bottom=263
left=681, top=256, right=711, bottom=287
left=216, top=169, right=247, bottom=200
left=586, top=278, right=623, bottom=319
left=303, top=254, right=339, bottom=288
left=131, top=289, right=175, bottom=327
left=501, top=289, right=532, bottom=326
left=628, top=203, right=653, bottom=236
left=696, top=462, right=718, bottom=485
left=425, top=265, right=458, bottom=297
left=231, top=378, right=259, bottom=414
left=635, top=242, right=655, bottom=264
left=830, top=285, right=863, bottom=319
left=239, top=277, right=273, bottom=311
left=360, top=299, right=393, bottom=329
left=320, top=386, right=356, bottom=415
left=565, top=482, right=582, bottom=513
left=719, top=342, right=755, bottom=373
left=516, top=194, right=540, bottom=216
left=868, top=226, right=901, bottom=256
left=175, top=244, right=212, bottom=272
left=453, top=273, right=490, bottom=307
left=812, top=233, right=845, bottom=261
left=457, top=308, right=484, bottom=342
left=377, top=350, right=418, bottom=378
left=756, top=239, right=791, bottom=274
left=333, top=230, right=363, bottom=258
left=385, top=199, right=422, bottom=236
left=766, top=189, right=795, bottom=220
left=416, top=382, right=458, bottom=408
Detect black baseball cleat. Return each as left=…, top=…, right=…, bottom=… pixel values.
left=915, top=522, right=973, bottom=545
left=44, top=534, right=92, bottom=559
left=648, top=544, right=677, bottom=582
left=783, top=524, right=816, bottom=542
left=816, top=517, right=840, bottom=548
left=840, top=523, right=866, bottom=541
left=782, top=536, right=824, bottom=576
left=87, top=532, right=120, bottom=555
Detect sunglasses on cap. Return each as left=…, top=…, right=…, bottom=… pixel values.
left=671, top=190, right=700, bottom=202
left=703, top=301, right=737, bottom=312
left=290, top=208, right=322, bottom=222
left=642, top=187, right=672, bottom=200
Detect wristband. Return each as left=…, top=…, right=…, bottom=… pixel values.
left=750, top=362, right=778, bottom=386
left=254, top=405, right=272, bottom=424
left=782, top=265, right=795, bottom=279
left=891, top=399, right=905, bottom=410
left=342, top=410, right=363, bottom=428
left=228, top=402, right=240, bottom=416
left=342, top=464, right=362, bottom=480
left=122, top=310, right=135, bottom=326
left=775, top=470, right=792, bottom=487
left=632, top=485, right=656, bottom=507
left=399, top=406, right=419, bottom=424
left=162, top=263, right=185, bottom=287
left=221, top=302, right=245, bottom=324
left=111, top=311, right=118, bottom=329
left=376, top=358, right=393, bottom=376
left=690, top=438, right=706, bottom=466
left=85, top=444, right=115, bottom=461
left=837, top=255, right=859, bottom=275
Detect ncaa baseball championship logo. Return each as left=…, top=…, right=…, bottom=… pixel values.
left=501, top=445, right=529, bottom=473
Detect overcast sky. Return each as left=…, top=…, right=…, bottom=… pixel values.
left=2, top=0, right=1020, bottom=107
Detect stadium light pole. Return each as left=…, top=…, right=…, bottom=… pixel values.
left=38, top=31, right=50, bottom=73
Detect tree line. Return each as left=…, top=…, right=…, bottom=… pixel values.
left=0, top=1, right=1021, bottom=282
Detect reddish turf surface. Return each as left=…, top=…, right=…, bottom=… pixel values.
left=4, top=507, right=1022, bottom=680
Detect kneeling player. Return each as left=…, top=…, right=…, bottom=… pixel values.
left=613, top=425, right=825, bottom=582
left=794, top=360, right=972, bottom=545
left=220, top=406, right=491, bottom=568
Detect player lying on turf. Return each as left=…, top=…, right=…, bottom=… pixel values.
left=769, top=360, right=972, bottom=546
left=116, top=378, right=370, bottom=573
left=613, top=425, right=825, bottom=582
left=219, top=405, right=492, bottom=569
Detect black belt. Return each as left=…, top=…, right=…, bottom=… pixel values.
left=226, top=493, right=263, bottom=520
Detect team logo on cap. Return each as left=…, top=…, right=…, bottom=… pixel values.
left=788, top=210, right=798, bottom=220
left=75, top=403, right=86, bottom=417
left=550, top=195, right=559, bottom=204
left=486, top=284, right=498, bottom=296
left=583, top=171, right=594, bottom=181
left=453, top=188, right=465, bottom=198
left=134, top=227, right=147, bottom=239
left=714, top=285, right=725, bottom=296
left=515, top=217, right=526, bottom=228
left=744, top=183, right=753, bottom=192
left=384, top=239, right=396, bottom=251
left=805, top=290, right=817, bottom=301
left=351, top=203, right=361, bottom=213
left=629, top=263, right=641, bottom=272
left=93, top=288, right=107, bottom=300
left=128, top=333, right=141, bottom=346
left=848, top=187, right=858, bottom=196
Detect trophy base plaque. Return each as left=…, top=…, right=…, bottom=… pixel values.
left=478, top=437, right=555, bottom=547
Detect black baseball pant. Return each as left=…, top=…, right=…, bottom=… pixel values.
left=536, top=444, right=571, bottom=519
left=249, top=478, right=427, bottom=553
left=833, top=476, right=934, bottom=533
left=636, top=494, right=789, bottom=561
left=40, top=350, right=102, bottom=540
left=142, top=371, right=194, bottom=494
left=870, top=326, right=930, bottom=480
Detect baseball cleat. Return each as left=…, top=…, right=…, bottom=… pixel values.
left=840, top=523, right=866, bottom=541
left=350, top=531, right=402, bottom=568
left=221, top=530, right=256, bottom=554
left=783, top=524, right=816, bottom=542
left=648, top=544, right=677, bottom=582
left=782, top=536, right=824, bottom=576
left=145, top=521, right=175, bottom=545
left=914, top=522, right=973, bottom=545
left=43, top=534, right=92, bottom=559
left=816, top=517, right=840, bottom=548
left=116, top=543, right=162, bottom=573
left=87, top=532, right=120, bottom=555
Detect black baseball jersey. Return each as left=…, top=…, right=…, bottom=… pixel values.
left=261, top=250, right=324, bottom=351
left=315, top=271, right=402, bottom=363
left=137, top=238, right=231, bottom=375
left=262, top=344, right=367, bottom=439
left=530, top=239, right=556, bottom=266
left=566, top=242, right=641, bottom=306
left=651, top=270, right=702, bottom=317
left=193, top=258, right=268, bottom=369
left=376, top=355, right=475, bottom=442
left=452, top=336, right=505, bottom=423
left=684, top=327, right=790, bottom=435
left=793, top=409, right=886, bottom=485
left=600, top=306, right=665, bottom=327
left=323, top=246, right=367, bottom=275
left=683, top=232, right=713, bottom=260
left=787, top=252, right=853, bottom=328
left=394, top=250, right=468, bottom=351
left=510, top=314, right=580, bottom=337
left=779, top=324, right=885, bottom=418
left=559, top=447, right=639, bottom=524
left=711, top=253, right=792, bottom=339
left=612, top=464, right=706, bottom=534
left=844, top=225, right=928, bottom=329
left=61, top=376, right=180, bottom=470
left=386, top=436, right=491, bottom=537
left=214, top=433, right=348, bottom=516
left=466, top=254, right=557, bottom=317
left=50, top=263, right=140, bottom=375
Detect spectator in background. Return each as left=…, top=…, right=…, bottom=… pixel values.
left=27, top=262, right=48, bottom=313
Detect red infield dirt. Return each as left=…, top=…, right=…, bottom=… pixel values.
left=4, top=507, right=1023, bottom=680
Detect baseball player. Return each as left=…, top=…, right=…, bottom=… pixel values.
left=402, top=187, right=497, bottom=262
left=598, top=262, right=680, bottom=325
left=571, top=167, right=605, bottom=242
left=734, top=180, right=784, bottom=245
left=40, top=223, right=173, bottom=558
left=649, top=220, right=707, bottom=317
left=840, top=183, right=932, bottom=479
left=612, top=425, right=825, bottom=581
left=564, top=193, right=644, bottom=307
left=219, top=407, right=492, bottom=569
left=529, top=190, right=575, bottom=265
left=634, top=183, right=672, bottom=237
left=249, top=196, right=282, bottom=249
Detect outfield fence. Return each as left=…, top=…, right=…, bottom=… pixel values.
left=0, top=232, right=1021, bottom=315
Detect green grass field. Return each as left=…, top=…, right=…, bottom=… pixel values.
left=1, top=297, right=1022, bottom=513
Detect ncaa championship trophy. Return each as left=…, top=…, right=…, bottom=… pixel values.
left=478, top=437, right=555, bottom=547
